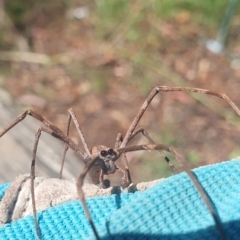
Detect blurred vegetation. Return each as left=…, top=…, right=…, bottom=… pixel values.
left=0, top=0, right=240, bottom=182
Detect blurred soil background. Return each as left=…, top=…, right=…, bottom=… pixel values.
left=0, top=0, right=240, bottom=184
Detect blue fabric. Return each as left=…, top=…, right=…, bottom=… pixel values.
left=0, top=159, right=240, bottom=239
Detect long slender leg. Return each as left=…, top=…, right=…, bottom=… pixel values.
left=129, top=127, right=178, bottom=172
left=0, top=109, right=87, bottom=159
left=117, top=165, right=131, bottom=188
left=114, top=133, right=132, bottom=186
left=68, top=108, right=91, bottom=156
left=30, top=127, right=42, bottom=238
left=30, top=126, right=93, bottom=238
left=77, top=153, right=101, bottom=240
left=121, top=87, right=160, bottom=147
left=121, top=86, right=240, bottom=148
left=117, top=144, right=225, bottom=238
left=59, top=114, right=71, bottom=179
left=29, top=124, right=91, bottom=238
left=115, top=128, right=178, bottom=188
left=0, top=110, right=29, bottom=137
left=98, top=169, right=110, bottom=188
left=119, top=87, right=166, bottom=186
left=60, top=108, right=91, bottom=178
left=0, top=109, right=91, bottom=237
left=114, top=133, right=123, bottom=149
left=0, top=109, right=56, bottom=137
left=157, top=86, right=240, bottom=117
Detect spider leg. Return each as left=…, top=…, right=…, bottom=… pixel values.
left=114, top=133, right=132, bottom=187
left=98, top=169, right=110, bottom=188
left=59, top=108, right=91, bottom=178
left=67, top=108, right=91, bottom=156
left=117, top=143, right=225, bottom=238
left=115, top=133, right=130, bottom=172
left=0, top=109, right=87, bottom=159
left=59, top=113, right=71, bottom=179
left=116, top=165, right=131, bottom=188
left=77, top=153, right=101, bottom=240
left=121, top=86, right=240, bottom=149
left=114, top=133, right=123, bottom=149
left=0, top=108, right=90, bottom=178
left=156, top=86, right=240, bottom=118
left=115, top=128, right=179, bottom=188
left=0, top=109, right=91, bottom=238
left=129, top=127, right=178, bottom=172
left=121, top=87, right=160, bottom=147
left=30, top=124, right=90, bottom=238
left=30, top=127, right=42, bottom=238
left=0, top=110, right=30, bottom=137
left=118, top=87, right=171, bottom=186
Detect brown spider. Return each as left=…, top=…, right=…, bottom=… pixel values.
left=1, top=86, right=239, bottom=239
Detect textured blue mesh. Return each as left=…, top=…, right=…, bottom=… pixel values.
left=0, top=159, right=240, bottom=239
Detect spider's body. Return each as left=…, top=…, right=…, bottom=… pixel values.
left=88, top=146, right=120, bottom=186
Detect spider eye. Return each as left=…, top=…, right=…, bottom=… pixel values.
left=101, top=150, right=107, bottom=157
left=108, top=149, right=114, bottom=155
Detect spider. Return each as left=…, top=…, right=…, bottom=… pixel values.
left=0, top=86, right=239, bottom=239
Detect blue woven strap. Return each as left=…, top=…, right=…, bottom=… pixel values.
left=0, top=159, right=240, bottom=239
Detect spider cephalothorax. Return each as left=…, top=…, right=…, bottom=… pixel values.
left=96, top=146, right=119, bottom=174
left=88, top=145, right=120, bottom=188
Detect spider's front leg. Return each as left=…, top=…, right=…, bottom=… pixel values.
left=114, top=133, right=132, bottom=188
left=116, top=165, right=132, bottom=189
left=60, top=108, right=91, bottom=179
left=114, top=127, right=179, bottom=189
left=30, top=124, right=87, bottom=238
left=129, top=128, right=178, bottom=172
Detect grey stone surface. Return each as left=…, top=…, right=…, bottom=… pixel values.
left=0, top=89, right=84, bottom=184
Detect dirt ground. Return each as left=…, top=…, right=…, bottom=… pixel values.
left=1, top=4, right=240, bottom=184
